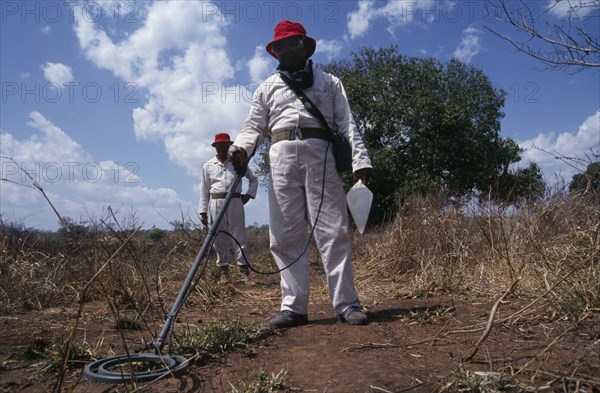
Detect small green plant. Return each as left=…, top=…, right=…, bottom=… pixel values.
left=173, top=318, right=267, bottom=357
left=397, top=306, right=455, bottom=324
left=558, top=289, right=594, bottom=317
left=36, top=339, right=100, bottom=374
left=24, top=337, right=51, bottom=359
left=229, top=369, right=288, bottom=393
left=0, top=355, right=12, bottom=370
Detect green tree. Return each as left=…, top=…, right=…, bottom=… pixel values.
left=56, top=216, right=88, bottom=239
left=494, top=162, right=547, bottom=205
left=149, top=226, right=168, bottom=241
left=569, top=162, right=600, bottom=194
left=323, top=47, right=545, bottom=223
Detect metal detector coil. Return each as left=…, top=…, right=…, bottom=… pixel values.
left=84, top=353, right=189, bottom=383
left=84, top=149, right=254, bottom=384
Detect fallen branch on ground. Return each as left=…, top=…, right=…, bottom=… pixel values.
left=463, top=278, right=520, bottom=362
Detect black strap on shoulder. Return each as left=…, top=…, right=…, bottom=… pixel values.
left=278, top=72, right=332, bottom=133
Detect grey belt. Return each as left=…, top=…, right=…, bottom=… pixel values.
left=271, top=127, right=331, bottom=144
left=211, top=192, right=241, bottom=199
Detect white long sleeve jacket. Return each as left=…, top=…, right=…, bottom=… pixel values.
left=235, top=68, right=372, bottom=171
left=198, top=157, right=258, bottom=214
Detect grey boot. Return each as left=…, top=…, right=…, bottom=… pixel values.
left=218, top=266, right=229, bottom=284
left=240, top=265, right=253, bottom=285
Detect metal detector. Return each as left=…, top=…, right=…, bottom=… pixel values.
left=84, top=152, right=252, bottom=384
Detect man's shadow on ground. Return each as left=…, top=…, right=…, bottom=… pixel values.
left=310, top=304, right=455, bottom=326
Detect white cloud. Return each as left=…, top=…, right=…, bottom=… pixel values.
left=316, top=39, right=344, bottom=61
left=546, top=0, right=597, bottom=18
left=0, top=112, right=188, bottom=230
left=379, top=0, right=430, bottom=25
left=347, top=0, right=441, bottom=40
left=72, top=1, right=251, bottom=179
left=0, top=112, right=88, bottom=164
left=247, top=46, right=273, bottom=85
left=41, top=62, right=74, bottom=85
left=452, top=26, right=482, bottom=64
left=348, top=0, right=377, bottom=40
left=518, top=111, right=600, bottom=182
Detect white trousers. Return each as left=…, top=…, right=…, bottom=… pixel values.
left=209, top=198, right=249, bottom=267
left=268, top=138, right=360, bottom=315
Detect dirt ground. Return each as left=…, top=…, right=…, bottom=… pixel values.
left=1, top=270, right=599, bottom=393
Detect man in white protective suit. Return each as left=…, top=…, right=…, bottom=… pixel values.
left=199, top=132, right=258, bottom=284
left=229, top=20, right=373, bottom=328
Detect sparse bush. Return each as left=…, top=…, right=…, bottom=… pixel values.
left=441, top=368, right=529, bottom=392
left=173, top=318, right=267, bottom=357
left=229, top=369, right=288, bottom=393
left=189, top=280, right=232, bottom=311
left=2, top=188, right=597, bottom=321
left=149, top=227, right=168, bottom=241
left=36, top=338, right=101, bottom=374
left=353, top=190, right=599, bottom=320
left=0, top=215, right=199, bottom=318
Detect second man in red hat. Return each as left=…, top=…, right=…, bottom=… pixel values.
left=199, top=132, right=258, bottom=284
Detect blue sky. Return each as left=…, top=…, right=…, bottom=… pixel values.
left=1, top=0, right=599, bottom=231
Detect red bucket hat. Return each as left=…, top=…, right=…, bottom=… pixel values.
left=266, top=20, right=316, bottom=59
left=211, top=132, right=233, bottom=147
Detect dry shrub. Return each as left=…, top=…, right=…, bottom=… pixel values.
left=1, top=190, right=597, bottom=321
left=353, top=191, right=599, bottom=317
left=516, top=191, right=599, bottom=316
left=0, top=221, right=102, bottom=312
left=353, top=194, right=476, bottom=300
left=0, top=212, right=272, bottom=335
left=0, top=217, right=204, bottom=321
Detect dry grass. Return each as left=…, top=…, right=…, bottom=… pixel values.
left=1, top=191, right=597, bottom=320
left=353, top=191, right=599, bottom=319
left=0, top=191, right=598, bottom=391
left=0, top=220, right=200, bottom=321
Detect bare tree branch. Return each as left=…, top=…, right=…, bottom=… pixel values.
left=484, top=0, right=600, bottom=70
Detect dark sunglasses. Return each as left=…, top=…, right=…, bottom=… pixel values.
left=271, top=36, right=305, bottom=56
